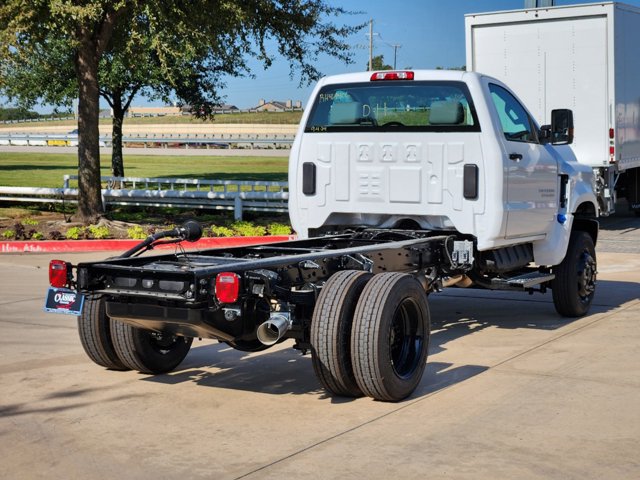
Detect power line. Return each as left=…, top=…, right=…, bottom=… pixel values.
left=364, top=21, right=402, bottom=70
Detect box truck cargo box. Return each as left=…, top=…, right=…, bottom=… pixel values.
left=466, top=2, right=640, bottom=214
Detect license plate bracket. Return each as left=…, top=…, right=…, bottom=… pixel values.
left=44, top=287, right=85, bottom=315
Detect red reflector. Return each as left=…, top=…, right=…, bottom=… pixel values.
left=610, top=146, right=615, bottom=155
left=49, top=260, right=69, bottom=288
left=370, top=71, right=414, bottom=81
left=609, top=128, right=615, bottom=139
left=215, top=272, right=240, bottom=303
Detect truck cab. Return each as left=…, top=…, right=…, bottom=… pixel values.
left=289, top=70, right=597, bottom=266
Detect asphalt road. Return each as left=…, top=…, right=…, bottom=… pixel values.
left=1, top=223, right=639, bottom=479
left=597, top=207, right=640, bottom=253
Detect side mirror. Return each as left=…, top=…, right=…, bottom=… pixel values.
left=550, top=108, right=574, bottom=145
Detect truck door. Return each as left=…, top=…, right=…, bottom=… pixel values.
left=488, top=83, right=558, bottom=238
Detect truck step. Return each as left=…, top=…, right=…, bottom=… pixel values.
left=491, top=272, right=555, bottom=289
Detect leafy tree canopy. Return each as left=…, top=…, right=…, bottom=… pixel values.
left=0, top=1, right=362, bottom=220
left=369, top=55, right=392, bottom=71
left=0, top=107, right=41, bottom=121
left=2, top=1, right=363, bottom=115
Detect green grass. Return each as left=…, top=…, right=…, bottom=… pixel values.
left=0, top=206, right=43, bottom=219
left=0, top=152, right=288, bottom=188
left=0, top=110, right=303, bottom=129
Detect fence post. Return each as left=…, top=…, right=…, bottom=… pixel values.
left=234, top=196, right=243, bottom=221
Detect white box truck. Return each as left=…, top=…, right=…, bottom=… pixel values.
left=466, top=1, right=640, bottom=215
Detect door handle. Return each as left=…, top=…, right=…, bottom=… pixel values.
left=509, top=153, right=523, bottom=161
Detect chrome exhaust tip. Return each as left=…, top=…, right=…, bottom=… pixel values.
left=256, top=313, right=292, bottom=346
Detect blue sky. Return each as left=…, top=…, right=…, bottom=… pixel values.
left=212, top=0, right=640, bottom=109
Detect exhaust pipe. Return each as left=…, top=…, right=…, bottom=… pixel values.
left=256, top=313, right=292, bottom=346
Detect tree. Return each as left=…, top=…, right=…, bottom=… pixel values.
left=368, top=55, right=392, bottom=71
left=1, top=1, right=133, bottom=222
left=0, top=107, right=41, bottom=121
left=0, top=1, right=362, bottom=222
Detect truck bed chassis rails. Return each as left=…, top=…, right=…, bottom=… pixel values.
left=76, top=230, right=455, bottom=302
left=73, top=230, right=462, bottom=342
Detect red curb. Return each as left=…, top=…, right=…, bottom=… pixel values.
left=0, top=235, right=296, bottom=254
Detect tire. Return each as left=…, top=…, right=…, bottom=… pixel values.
left=552, top=231, right=597, bottom=317
left=351, top=273, right=430, bottom=402
left=77, top=296, right=129, bottom=370
left=110, top=320, right=193, bottom=374
left=311, top=270, right=372, bottom=397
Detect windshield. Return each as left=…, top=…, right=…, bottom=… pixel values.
left=305, top=81, right=480, bottom=133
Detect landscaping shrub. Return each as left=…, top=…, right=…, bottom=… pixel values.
left=210, top=225, right=235, bottom=237
left=88, top=224, right=110, bottom=239
left=127, top=225, right=147, bottom=240
left=65, top=226, right=85, bottom=240
left=230, top=221, right=266, bottom=237
left=267, top=223, right=291, bottom=235
left=14, top=222, right=25, bottom=239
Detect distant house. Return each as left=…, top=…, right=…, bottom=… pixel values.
left=254, top=99, right=303, bottom=112
left=212, top=104, right=239, bottom=113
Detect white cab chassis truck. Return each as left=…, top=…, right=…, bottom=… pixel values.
left=45, top=70, right=598, bottom=402
left=466, top=1, right=640, bottom=215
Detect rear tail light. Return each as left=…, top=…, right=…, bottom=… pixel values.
left=609, top=128, right=616, bottom=163
left=370, top=71, right=414, bottom=81
left=215, top=272, right=240, bottom=303
left=49, top=260, right=70, bottom=288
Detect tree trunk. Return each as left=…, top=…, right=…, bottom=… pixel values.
left=111, top=95, right=125, bottom=178
left=75, top=38, right=104, bottom=223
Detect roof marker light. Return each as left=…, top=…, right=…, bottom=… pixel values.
left=370, top=71, right=415, bottom=81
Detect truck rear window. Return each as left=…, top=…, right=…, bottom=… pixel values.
left=305, top=81, right=480, bottom=133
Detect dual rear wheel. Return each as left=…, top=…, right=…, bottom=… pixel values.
left=311, top=271, right=430, bottom=402
left=78, top=270, right=431, bottom=398
left=78, top=296, right=192, bottom=374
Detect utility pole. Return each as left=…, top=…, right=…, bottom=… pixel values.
left=391, top=44, right=401, bottom=69
left=368, top=19, right=373, bottom=71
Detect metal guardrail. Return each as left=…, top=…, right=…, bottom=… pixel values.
left=0, top=176, right=289, bottom=220
left=0, top=108, right=303, bottom=124
left=0, top=132, right=294, bottom=149
left=0, top=116, right=76, bottom=125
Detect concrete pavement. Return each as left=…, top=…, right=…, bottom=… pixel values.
left=0, top=246, right=638, bottom=479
